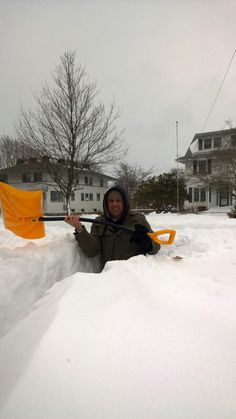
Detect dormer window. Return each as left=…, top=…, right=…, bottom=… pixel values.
left=22, top=172, right=32, bottom=182
left=22, top=172, right=42, bottom=182
left=33, top=172, right=42, bottom=182
left=198, top=137, right=213, bottom=150
left=204, top=138, right=212, bottom=149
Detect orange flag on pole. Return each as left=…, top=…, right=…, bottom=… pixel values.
left=0, top=182, right=45, bottom=239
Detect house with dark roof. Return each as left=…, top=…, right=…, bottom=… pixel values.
left=0, top=158, right=116, bottom=214
left=177, top=128, right=236, bottom=210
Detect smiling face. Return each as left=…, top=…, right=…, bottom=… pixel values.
left=107, top=191, right=125, bottom=220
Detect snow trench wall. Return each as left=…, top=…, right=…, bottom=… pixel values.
left=0, top=232, right=101, bottom=338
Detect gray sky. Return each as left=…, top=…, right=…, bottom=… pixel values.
left=1, top=0, right=236, bottom=174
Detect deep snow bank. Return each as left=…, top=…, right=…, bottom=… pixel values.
left=1, top=211, right=236, bottom=338
left=0, top=220, right=100, bottom=337
left=0, top=256, right=235, bottom=419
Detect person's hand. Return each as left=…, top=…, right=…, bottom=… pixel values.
left=130, top=224, right=153, bottom=254
left=64, top=215, right=83, bottom=233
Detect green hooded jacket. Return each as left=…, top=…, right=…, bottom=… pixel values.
left=74, top=186, right=160, bottom=268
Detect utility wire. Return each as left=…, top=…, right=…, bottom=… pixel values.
left=176, top=121, right=179, bottom=213
left=201, top=49, right=236, bottom=132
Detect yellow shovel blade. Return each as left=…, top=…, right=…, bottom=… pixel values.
left=148, top=229, right=176, bottom=245
left=0, top=182, right=45, bottom=239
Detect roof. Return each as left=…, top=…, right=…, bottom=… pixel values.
left=0, top=159, right=117, bottom=180
left=190, top=127, right=236, bottom=145
left=177, top=127, right=236, bottom=162
left=177, top=148, right=193, bottom=162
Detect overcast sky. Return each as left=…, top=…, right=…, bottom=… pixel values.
left=1, top=0, right=236, bottom=174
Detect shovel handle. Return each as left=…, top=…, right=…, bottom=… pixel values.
left=37, top=217, right=176, bottom=245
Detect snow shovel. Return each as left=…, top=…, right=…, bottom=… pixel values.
left=0, top=182, right=176, bottom=244
left=37, top=215, right=176, bottom=245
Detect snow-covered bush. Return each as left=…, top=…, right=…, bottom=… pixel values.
left=227, top=205, right=236, bottom=218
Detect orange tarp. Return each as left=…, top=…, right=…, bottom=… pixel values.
left=0, top=182, right=45, bottom=239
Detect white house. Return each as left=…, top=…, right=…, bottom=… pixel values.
left=177, top=128, right=236, bottom=210
left=0, top=158, right=116, bottom=214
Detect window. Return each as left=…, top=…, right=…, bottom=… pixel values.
left=192, top=188, right=206, bottom=203
left=198, top=160, right=207, bottom=174
left=207, top=159, right=212, bottom=174
left=0, top=174, right=8, bottom=183
left=231, top=135, right=236, bottom=147
left=50, top=191, right=63, bottom=202
left=213, top=137, right=221, bottom=148
left=33, top=172, right=42, bottom=182
left=198, top=139, right=203, bottom=150
left=22, top=172, right=32, bottom=182
left=71, top=192, right=75, bottom=201
left=204, top=138, right=212, bottom=149
left=188, top=187, right=192, bottom=203
left=82, top=193, right=93, bottom=201
left=193, top=159, right=212, bottom=174
left=200, top=188, right=206, bottom=202
left=85, top=176, right=92, bottom=185
left=194, top=188, right=199, bottom=202
left=100, top=177, right=104, bottom=186
left=209, top=187, right=211, bottom=203
left=22, top=172, right=42, bottom=182
left=97, top=193, right=101, bottom=201
left=219, top=188, right=229, bottom=206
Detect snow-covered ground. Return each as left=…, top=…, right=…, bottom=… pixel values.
left=0, top=211, right=235, bottom=419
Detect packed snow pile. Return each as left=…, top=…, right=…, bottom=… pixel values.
left=0, top=216, right=100, bottom=337
left=0, top=212, right=235, bottom=419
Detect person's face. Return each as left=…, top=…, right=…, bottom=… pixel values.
left=107, top=191, right=124, bottom=220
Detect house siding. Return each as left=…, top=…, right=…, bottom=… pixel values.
left=178, top=128, right=236, bottom=210
left=0, top=160, right=116, bottom=215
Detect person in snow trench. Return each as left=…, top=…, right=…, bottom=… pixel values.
left=65, top=185, right=160, bottom=269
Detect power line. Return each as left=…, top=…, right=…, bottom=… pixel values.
left=176, top=120, right=179, bottom=214
left=201, top=49, right=236, bottom=132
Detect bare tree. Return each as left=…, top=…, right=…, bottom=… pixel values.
left=0, top=135, right=44, bottom=170
left=114, top=161, right=152, bottom=205
left=0, top=136, right=19, bottom=169
left=16, top=50, right=126, bottom=212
